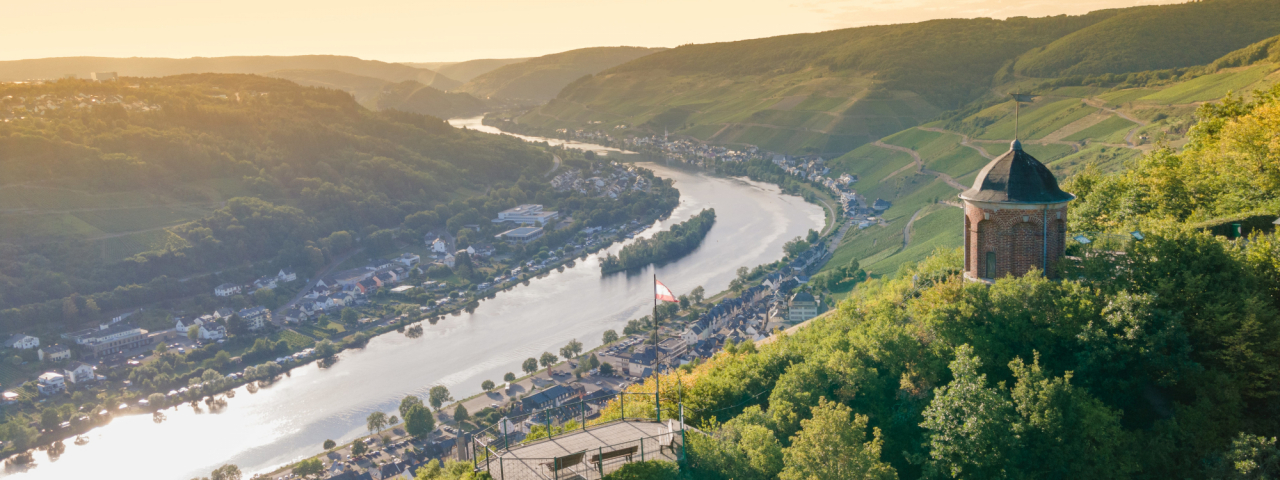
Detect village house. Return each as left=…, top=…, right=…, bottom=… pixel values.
left=3, top=333, right=39, bottom=350
left=64, top=361, right=95, bottom=384
left=431, top=237, right=448, bottom=253
left=38, top=344, right=70, bottom=362
left=214, top=283, right=241, bottom=297
left=237, top=306, right=271, bottom=331
left=37, top=372, right=66, bottom=395
left=277, top=268, right=297, bottom=283
left=787, top=291, right=820, bottom=323
left=493, top=204, right=558, bottom=226
left=395, top=253, right=420, bottom=267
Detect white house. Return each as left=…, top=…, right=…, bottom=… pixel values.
left=432, top=238, right=448, bottom=253
left=198, top=323, right=227, bottom=341
left=37, top=372, right=66, bottom=395
left=277, top=268, right=297, bottom=283
left=443, top=254, right=456, bottom=268
left=4, top=334, right=39, bottom=350
left=395, top=253, right=420, bottom=267
left=214, top=283, right=241, bottom=297
left=237, top=306, right=271, bottom=331
left=493, top=204, right=558, bottom=226
left=38, top=344, right=71, bottom=362
left=64, top=362, right=95, bottom=383
left=253, top=276, right=278, bottom=290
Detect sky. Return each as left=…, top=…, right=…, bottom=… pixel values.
left=5, top=0, right=1183, bottom=63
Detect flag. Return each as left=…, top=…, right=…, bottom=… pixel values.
left=655, top=279, right=678, bottom=303
left=1011, top=93, right=1037, bottom=103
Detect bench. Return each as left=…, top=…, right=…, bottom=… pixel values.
left=589, top=446, right=639, bottom=467
left=541, top=451, right=586, bottom=472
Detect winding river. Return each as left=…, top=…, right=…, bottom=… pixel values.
left=5, top=121, right=823, bottom=479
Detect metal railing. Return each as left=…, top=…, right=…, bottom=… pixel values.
left=479, top=423, right=684, bottom=480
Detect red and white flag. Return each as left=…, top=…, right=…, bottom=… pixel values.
left=655, top=279, right=678, bottom=303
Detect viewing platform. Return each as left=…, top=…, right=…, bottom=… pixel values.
left=471, top=391, right=687, bottom=480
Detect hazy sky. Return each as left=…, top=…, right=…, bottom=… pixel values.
left=6, top=0, right=1182, bottom=63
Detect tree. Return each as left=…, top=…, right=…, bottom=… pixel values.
left=404, top=404, right=435, bottom=438
left=429, top=385, right=452, bottom=410
left=540, top=351, right=558, bottom=370
left=503, top=372, right=516, bottom=382
left=314, top=340, right=337, bottom=358
left=367, top=411, right=387, bottom=435
left=292, top=458, right=324, bottom=479
left=210, top=464, right=242, bottom=480
left=780, top=398, right=896, bottom=480
left=388, top=415, right=400, bottom=426
left=187, top=325, right=201, bottom=342
left=62, top=295, right=79, bottom=320
left=454, top=404, right=470, bottom=423
left=603, top=330, right=619, bottom=345
left=352, top=440, right=368, bottom=456
left=737, top=266, right=750, bottom=282
left=600, top=362, right=614, bottom=376
left=522, top=357, right=538, bottom=375
left=226, top=314, right=245, bottom=335
left=400, top=395, right=425, bottom=419
left=603, top=460, right=679, bottom=480
left=691, top=286, right=705, bottom=304
left=323, top=439, right=336, bottom=450
left=806, top=229, right=819, bottom=244
left=341, top=308, right=359, bottom=326
left=561, top=339, right=583, bottom=359
left=481, top=380, right=495, bottom=391
left=920, top=345, right=1016, bottom=479
left=41, top=407, right=60, bottom=431
left=253, top=288, right=276, bottom=308
left=1211, top=433, right=1280, bottom=479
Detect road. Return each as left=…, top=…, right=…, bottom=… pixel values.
left=1083, top=98, right=1150, bottom=147
left=903, top=208, right=924, bottom=248
left=871, top=141, right=968, bottom=191
left=547, top=154, right=562, bottom=177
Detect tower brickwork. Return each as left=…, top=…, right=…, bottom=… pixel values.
left=960, top=140, right=1073, bottom=282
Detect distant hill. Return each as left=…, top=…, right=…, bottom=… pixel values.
left=1013, top=0, right=1280, bottom=78
left=373, top=81, right=489, bottom=119
left=404, top=58, right=531, bottom=83
left=458, top=47, right=666, bottom=101
left=263, top=69, right=392, bottom=107
left=0, top=55, right=462, bottom=90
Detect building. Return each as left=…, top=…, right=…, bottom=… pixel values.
left=3, top=334, right=39, bottom=350
left=432, top=237, right=448, bottom=253
left=90, top=72, right=118, bottom=82
left=38, top=344, right=70, bottom=362
left=493, top=204, right=558, bottom=226
left=237, top=306, right=271, bottom=331
left=787, top=291, right=819, bottom=323
left=214, top=283, right=241, bottom=297
left=496, top=227, right=544, bottom=244
left=519, top=384, right=579, bottom=412
left=77, top=323, right=150, bottom=359
left=37, top=372, right=65, bottom=395
left=395, top=253, right=420, bottom=267
left=64, top=362, right=95, bottom=383
left=277, top=268, right=297, bottom=283
left=959, top=140, right=1074, bottom=282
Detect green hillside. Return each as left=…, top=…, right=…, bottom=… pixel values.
left=1013, top=0, right=1280, bottom=78
left=458, top=47, right=665, bottom=101
left=405, top=58, right=531, bottom=83
left=0, top=74, right=551, bottom=320
left=372, top=80, right=489, bottom=119
left=0, top=55, right=462, bottom=90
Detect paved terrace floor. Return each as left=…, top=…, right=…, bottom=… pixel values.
left=485, top=421, right=681, bottom=480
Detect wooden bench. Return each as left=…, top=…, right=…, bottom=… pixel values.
left=590, top=446, right=639, bottom=467
left=542, top=451, right=586, bottom=472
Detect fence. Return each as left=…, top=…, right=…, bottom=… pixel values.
left=479, top=421, right=685, bottom=480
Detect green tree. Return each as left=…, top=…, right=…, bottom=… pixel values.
left=540, top=351, right=558, bottom=370
left=340, top=308, right=358, bottom=326
left=780, top=398, right=896, bottom=480
left=503, top=372, right=516, bottom=382
left=400, top=395, right=424, bottom=419
left=314, top=340, right=338, bottom=358
left=602, top=460, right=679, bottom=480
left=481, top=380, right=495, bottom=391
left=603, top=329, right=619, bottom=345
left=691, top=286, right=705, bottom=304
left=522, top=357, right=538, bottom=375
left=253, top=288, right=276, bottom=308
left=292, top=458, right=324, bottom=479
left=366, top=411, right=387, bottom=435
left=187, top=325, right=201, bottom=342
left=323, top=439, right=336, bottom=450
left=920, top=345, right=1016, bottom=479
left=352, top=440, right=368, bottom=456
left=429, top=385, right=452, bottom=410
left=560, top=339, right=583, bottom=359
left=41, top=407, right=60, bottom=431
left=1210, top=433, right=1280, bottom=479
left=453, top=404, right=469, bottom=423
left=600, top=362, right=614, bottom=376
left=210, top=464, right=242, bottom=480
left=405, top=404, right=435, bottom=438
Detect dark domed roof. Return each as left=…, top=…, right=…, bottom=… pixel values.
left=959, top=140, right=1074, bottom=204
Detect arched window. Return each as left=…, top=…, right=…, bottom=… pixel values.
left=985, top=251, right=996, bottom=280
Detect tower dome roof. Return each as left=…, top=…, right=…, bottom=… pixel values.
left=959, top=141, right=1074, bottom=204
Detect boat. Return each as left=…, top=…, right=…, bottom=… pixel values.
left=74, top=435, right=89, bottom=445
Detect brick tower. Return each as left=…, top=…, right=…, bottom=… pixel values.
left=960, top=140, right=1074, bottom=282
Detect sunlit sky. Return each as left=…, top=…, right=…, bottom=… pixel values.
left=6, top=0, right=1183, bottom=63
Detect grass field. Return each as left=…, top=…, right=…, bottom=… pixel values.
left=1064, top=115, right=1137, bottom=142
left=1138, top=64, right=1276, bottom=105
left=1045, top=144, right=1144, bottom=177
left=976, top=98, right=1098, bottom=141
left=865, top=206, right=963, bottom=276
left=827, top=143, right=915, bottom=188
left=72, top=205, right=213, bottom=234
left=0, top=213, right=102, bottom=242
left=100, top=229, right=188, bottom=263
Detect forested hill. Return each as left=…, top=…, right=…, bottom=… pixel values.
left=0, top=55, right=462, bottom=91
left=519, top=0, right=1280, bottom=157
left=404, top=58, right=531, bottom=83
left=372, top=80, right=490, bottom=119
left=1013, top=0, right=1280, bottom=78
left=0, top=74, right=550, bottom=325
left=458, top=47, right=666, bottom=102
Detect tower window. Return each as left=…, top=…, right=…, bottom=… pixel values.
left=985, top=251, right=996, bottom=279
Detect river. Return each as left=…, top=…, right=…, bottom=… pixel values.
left=5, top=123, right=823, bottom=480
